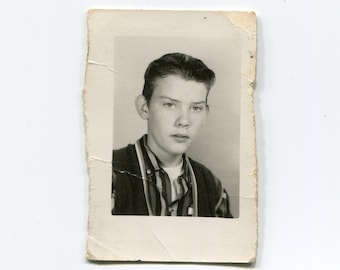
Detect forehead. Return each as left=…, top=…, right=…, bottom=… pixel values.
left=152, top=75, right=209, bottom=101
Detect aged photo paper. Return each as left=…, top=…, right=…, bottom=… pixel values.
left=84, top=9, right=257, bottom=263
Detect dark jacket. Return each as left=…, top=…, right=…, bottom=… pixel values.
left=112, top=144, right=232, bottom=217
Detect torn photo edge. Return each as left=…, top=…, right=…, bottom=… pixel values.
left=83, top=9, right=257, bottom=263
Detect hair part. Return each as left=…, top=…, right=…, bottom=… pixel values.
left=142, top=53, right=216, bottom=104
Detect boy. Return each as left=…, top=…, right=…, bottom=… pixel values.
left=112, top=53, right=232, bottom=217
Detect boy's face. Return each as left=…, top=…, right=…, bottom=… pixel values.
left=145, top=75, right=209, bottom=163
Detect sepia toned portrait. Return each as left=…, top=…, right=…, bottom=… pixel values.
left=84, top=10, right=257, bottom=263
left=112, top=41, right=240, bottom=218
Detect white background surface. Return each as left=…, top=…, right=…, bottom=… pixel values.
left=1, top=0, right=339, bottom=269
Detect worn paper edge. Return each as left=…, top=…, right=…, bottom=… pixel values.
left=83, top=9, right=258, bottom=263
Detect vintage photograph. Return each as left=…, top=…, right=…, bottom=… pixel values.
left=84, top=10, right=257, bottom=263
left=112, top=39, right=240, bottom=218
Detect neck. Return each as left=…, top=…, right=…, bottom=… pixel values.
left=160, top=155, right=183, bottom=168
left=152, top=149, right=182, bottom=168
left=146, top=139, right=183, bottom=168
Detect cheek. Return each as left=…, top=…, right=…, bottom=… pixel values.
left=153, top=110, right=175, bottom=125
left=149, top=112, right=171, bottom=131
left=192, top=114, right=206, bottom=126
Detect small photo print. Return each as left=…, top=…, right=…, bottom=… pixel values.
left=84, top=9, right=257, bottom=263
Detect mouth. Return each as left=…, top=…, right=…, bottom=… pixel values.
left=171, top=134, right=190, bottom=142
left=171, top=134, right=190, bottom=139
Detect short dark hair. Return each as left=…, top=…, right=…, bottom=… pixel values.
left=142, top=53, right=216, bottom=104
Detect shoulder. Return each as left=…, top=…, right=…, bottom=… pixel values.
left=189, top=157, right=214, bottom=176
left=112, top=144, right=138, bottom=169
left=188, top=157, right=221, bottom=186
left=112, top=144, right=136, bottom=159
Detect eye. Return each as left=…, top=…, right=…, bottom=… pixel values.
left=191, top=105, right=205, bottom=112
left=163, top=102, right=176, bottom=108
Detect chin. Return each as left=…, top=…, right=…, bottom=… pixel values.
left=168, top=146, right=190, bottom=156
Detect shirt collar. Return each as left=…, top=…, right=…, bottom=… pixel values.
left=139, top=135, right=191, bottom=179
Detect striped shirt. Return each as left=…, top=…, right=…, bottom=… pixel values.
left=112, top=135, right=233, bottom=217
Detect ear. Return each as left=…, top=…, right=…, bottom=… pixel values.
left=206, top=104, right=210, bottom=114
left=202, top=104, right=210, bottom=124
left=135, top=95, right=149, bottom=120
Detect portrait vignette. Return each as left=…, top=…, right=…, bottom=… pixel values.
left=84, top=10, right=257, bottom=263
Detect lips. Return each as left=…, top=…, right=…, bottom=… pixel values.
left=171, top=134, right=190, bottom=143
left=171, top=134, right=190, bottom=139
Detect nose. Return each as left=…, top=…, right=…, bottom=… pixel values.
left=175, top=108, right=190, bottom=128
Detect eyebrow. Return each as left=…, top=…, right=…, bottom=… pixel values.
left=159, top=96, right=179, bottom=102
left=158, top=96, right=207, bottom=104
